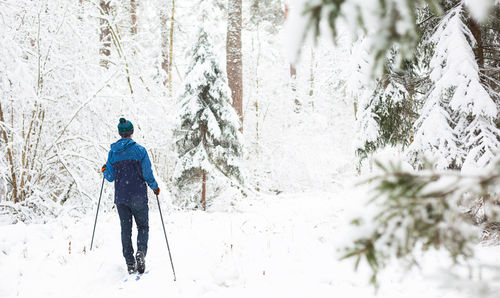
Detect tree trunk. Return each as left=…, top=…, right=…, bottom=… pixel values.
left=130, top=0, right=137, bottom=35
left=255, top=28, right=261, bottom=150
left=78, top=0, right=84, bottom=21
left=468, top=17, right=484, bottom=70
left=168, top=0, right=175, bottom=98
left=160, top=5, right=169, bottom=87
left=0, top=102, right=18, bottom=203
left=19, top=103, right=37, bottom=202
left=285, top=4, right=300, bottom=112
left=309, top=48, right=315, bottom=110
left=290, top=64, right=296, bottom=79
left=27, top=108, right=45, bottom=188
left=99, top=1, right=111, bottom=68
left=291, top=64, right=300, bottom=113
left=227, top=0, right=243, bottom=129
left=201, top=170, right=206, bottom=211
left=201, top=122, right=207, bottom=211
left=353, top=101, right=358, bottom=120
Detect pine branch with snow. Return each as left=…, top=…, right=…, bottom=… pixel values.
left=292, top=0, right=496, bottom=74
left=342, top=157, right=500, bottom=287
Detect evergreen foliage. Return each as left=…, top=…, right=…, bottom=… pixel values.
left=342, top=158, right=500, bottom=287
left=343, top=0, right=500, bottom=291
left=352, top=8, right=432, bottom=167
left=407, top=4, right=500, bottom=170
left=299, top=0, right=496, bottom=73
left=354, top=2, right=499, bottom=170
left=355, top=64, right=419, bottom=163
left=301, top=0, right=443, bottom=73
left=173, top=25, right=243, bottom=209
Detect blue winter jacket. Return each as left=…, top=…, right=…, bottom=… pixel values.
left=103, top=138, right=159, bottom=204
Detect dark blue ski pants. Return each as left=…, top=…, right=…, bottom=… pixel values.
left=116, top=201, right=149, bottom=264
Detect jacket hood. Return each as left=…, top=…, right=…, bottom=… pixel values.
left=111, top=138, right=136, bottom=153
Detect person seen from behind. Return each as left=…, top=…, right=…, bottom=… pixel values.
left=101, top=118, right=160, bottom=274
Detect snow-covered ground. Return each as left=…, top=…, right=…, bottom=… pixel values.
left=1, top=183, right=498, bottom=298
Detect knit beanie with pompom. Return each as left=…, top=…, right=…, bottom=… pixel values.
left=117, top=118, right=134, bottom=137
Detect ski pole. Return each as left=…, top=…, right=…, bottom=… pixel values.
left=90, top=175, right=105, bottom=251
left=156, top=194, right=177, bottom=281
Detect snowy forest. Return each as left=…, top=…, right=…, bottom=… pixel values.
left=1, top=0, right=500, bottom=297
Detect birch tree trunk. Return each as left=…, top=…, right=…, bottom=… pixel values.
left=227, top=0, right=243, bottom=129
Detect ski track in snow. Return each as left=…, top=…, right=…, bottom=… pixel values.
left=0, top=186, right=492, bottom=298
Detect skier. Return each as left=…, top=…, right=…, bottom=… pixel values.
left=101, top=118, right=160, bottom=274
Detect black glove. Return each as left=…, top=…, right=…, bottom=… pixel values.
left=101, top=164, right=106, bottom=173
left=153, top=188, right=160, bottom=195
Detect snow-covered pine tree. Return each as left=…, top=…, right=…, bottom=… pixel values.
left=447, top=7, right=500, bottom=170
left=355, top=73, right=415, bottom=160
left=173, top=24, right=243, bottom=210
left=351, top=5, right=436, bottom=170
left=354, top=51, right=419, bottom=168
left=407, top=4, right=462, bottom=169
left=407, top=4, right=499, bottom=170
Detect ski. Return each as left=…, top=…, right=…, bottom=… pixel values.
left=122, top=270, right=149, bottom=283
left=135, top=270, right=149, bottom=281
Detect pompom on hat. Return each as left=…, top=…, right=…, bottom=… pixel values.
left=118, top=118, right=134, bottom=137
